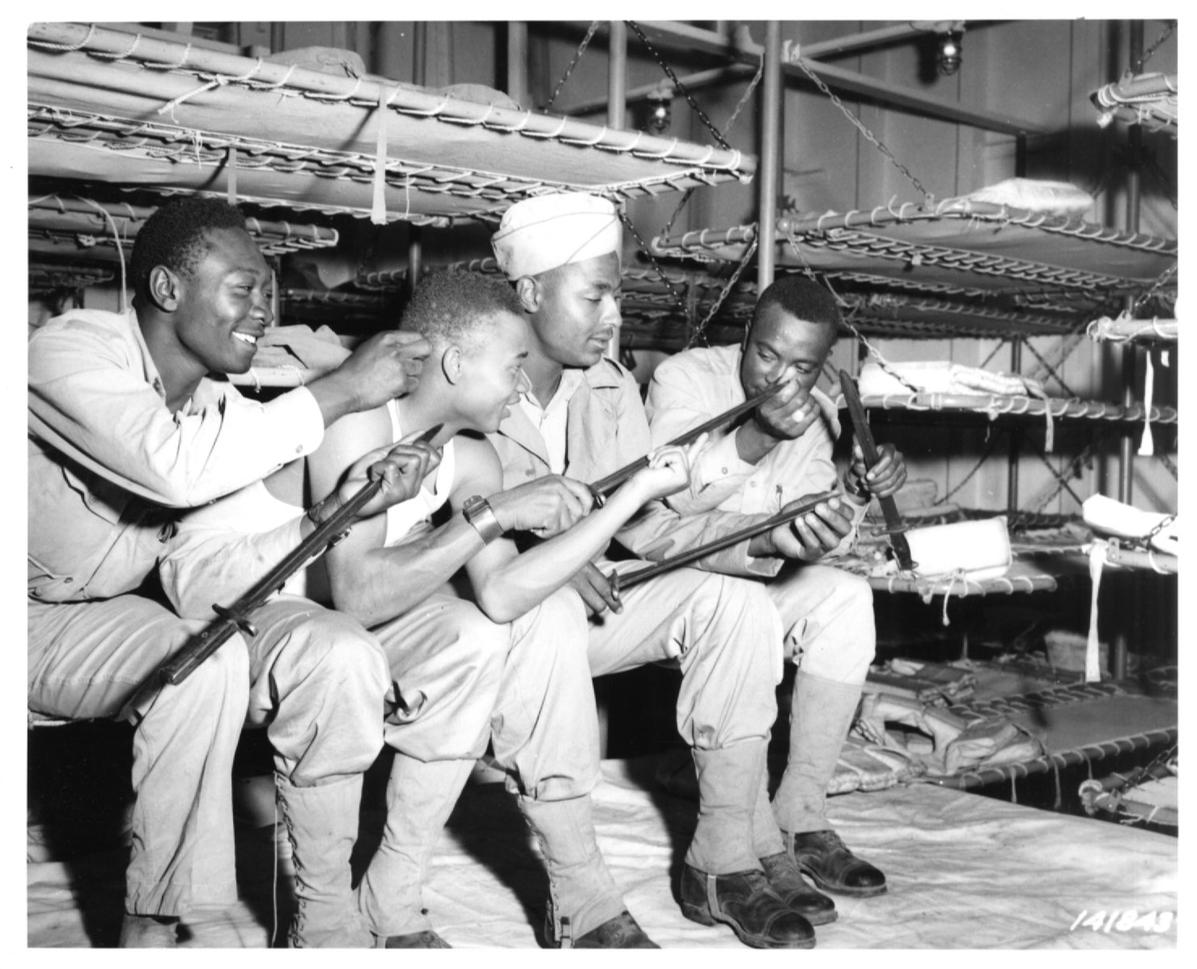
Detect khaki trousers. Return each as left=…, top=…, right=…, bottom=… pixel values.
left=28, top=595, right=391, bottom=916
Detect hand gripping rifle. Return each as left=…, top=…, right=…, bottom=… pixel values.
left=838, top=370, right=915, bottom=571
left=121, top=426, right=441, bottom=720
left=607, top=489, right=840, bottom=595
left=586, top=381, right=782, bottom=504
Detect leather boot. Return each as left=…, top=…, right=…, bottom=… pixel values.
left=683, top=741, right=813, bottom=947
left=759, top=851, right=837, bottom=924
left=358, top=755, right=475, bottom=943
left=784, top=829, right=887, bottom=897
left=548, top=910, right=658, bottom=949
left=275, top=774, right=368, bottom=947
left=749, top=761, right=837, bottom=925
left=519, top=795, right=650, bottom=947
left=679, top=864, right=815, bottom=949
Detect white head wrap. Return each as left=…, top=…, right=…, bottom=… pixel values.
left=491, top=193, right=621, bottom=280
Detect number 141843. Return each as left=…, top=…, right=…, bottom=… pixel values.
left=1069, top=909, right=1174, bottom=934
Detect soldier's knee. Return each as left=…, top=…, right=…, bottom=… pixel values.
left=840, top=571, right=874, bottom=610
left=443, top=600, right=510, bottom=674
left=295, top=611, right=391, bottom=692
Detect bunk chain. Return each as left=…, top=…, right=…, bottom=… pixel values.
left=660, top=188, right=696, bottom=241
left=793, top=58, right=931, bottom=203
left=658, top=59, right=765, bottom=241
left=625, top=20, right=732, bottom=150
left=724, top=59, right=765, bottom=133
left=545, top=21, right=601, bottom=111
left=655, top=58, right=766, bottom=241
left=1138, top=512, right=1176, bottom=549
left=688, top=237, right=758, bottom=347
left=615, top=207, right=689, bottom=321
left=1131, top=262, right=1178, bottom=315
left=1157, top=452, right=1178, bottom=480
left=1134, top=20, right=1175, bottom=74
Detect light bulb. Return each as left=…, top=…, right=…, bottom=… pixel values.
left=937, top=31, right=963, bottom=76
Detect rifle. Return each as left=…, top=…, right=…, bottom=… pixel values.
left=587, top=381, right=781, bottom=503
left=121, top=426, right=441, bottom=719
left=608, top=489, right=840, bottom=595
left=838, top=370, right=915, bottom=571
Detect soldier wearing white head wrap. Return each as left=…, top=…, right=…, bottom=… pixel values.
left=492, top=193, right=621, bottom=280
left=486, top=193, right=824, bottom=950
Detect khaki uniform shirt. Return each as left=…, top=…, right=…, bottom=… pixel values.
left=28, top=308, right=324, bottom=603
left=488, top=356, right=802, bottom=577
left=645, top=343, right=865, bottom=561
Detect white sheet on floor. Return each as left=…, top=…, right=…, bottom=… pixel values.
left=26, top=759, right=1177, bottom=949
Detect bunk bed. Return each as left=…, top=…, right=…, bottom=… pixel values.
left=645, top=199, right=1176, bottom=593
left=1092, top=71, right=1178, bottom=136
left=651, top=200, right=1177, bottom=316
left=25, top=20, right=1178, bottom=950
left=27, top=22, right=754, bottom=226
left=29, top=194, right=342, bottom=259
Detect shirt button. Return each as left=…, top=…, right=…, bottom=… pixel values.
left=63, top=577, right=73, bottom=584
left=295, top=445, right=303, bottom=454
left=721, top=467, right=729, bottom=474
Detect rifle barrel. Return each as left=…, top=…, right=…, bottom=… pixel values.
left=158, top=477, right=384, bottom=686
left=612, top=489, right=839, bottom=592
left=588, top=383, right=780, bottom=498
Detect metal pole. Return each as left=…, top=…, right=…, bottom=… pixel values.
left=756, top=21, right=782, bottom=291
left=506, top=21, right=529, bottom=108
left=1110, top=20, right=1145, bottom=684
left=1007, top=339, right=1022, bottom=514
left=412, top=21, right=427, bottom=86
left=605, top=22, right=629, bottom=360
left=607, top=21, right=627, bottom=129
left=1118, top=20, right=1143, bottom=506
left=407, top=228, right=423, bottom=302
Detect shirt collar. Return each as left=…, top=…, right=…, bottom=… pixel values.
left=128, top=309, right=166, bottom=399
left=522, top=367, right=585, bottom=411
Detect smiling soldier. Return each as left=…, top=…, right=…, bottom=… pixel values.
left=28, top=197, right=434, bottom=946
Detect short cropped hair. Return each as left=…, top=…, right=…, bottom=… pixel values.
left=752, top=274, right=841, bottom=332
left=400, top=270, right=524, bottom=352
left=130, top=198, right=248, bottom=298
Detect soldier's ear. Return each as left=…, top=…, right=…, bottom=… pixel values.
left=514, top=275, right=540, bottom=314
left=441, top=344, right=464, bottom=384
left=148, top=265, right=182, bottom=312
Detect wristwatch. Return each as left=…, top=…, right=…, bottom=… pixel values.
left=462, top=495, right=504, bottom=544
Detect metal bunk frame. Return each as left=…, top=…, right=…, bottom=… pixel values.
left=28, top=194, right=341, bottom=258
left=28, top=22, right=754, bottom=225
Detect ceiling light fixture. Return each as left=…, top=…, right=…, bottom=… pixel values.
left=937, top=27, right=964, bottom=76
